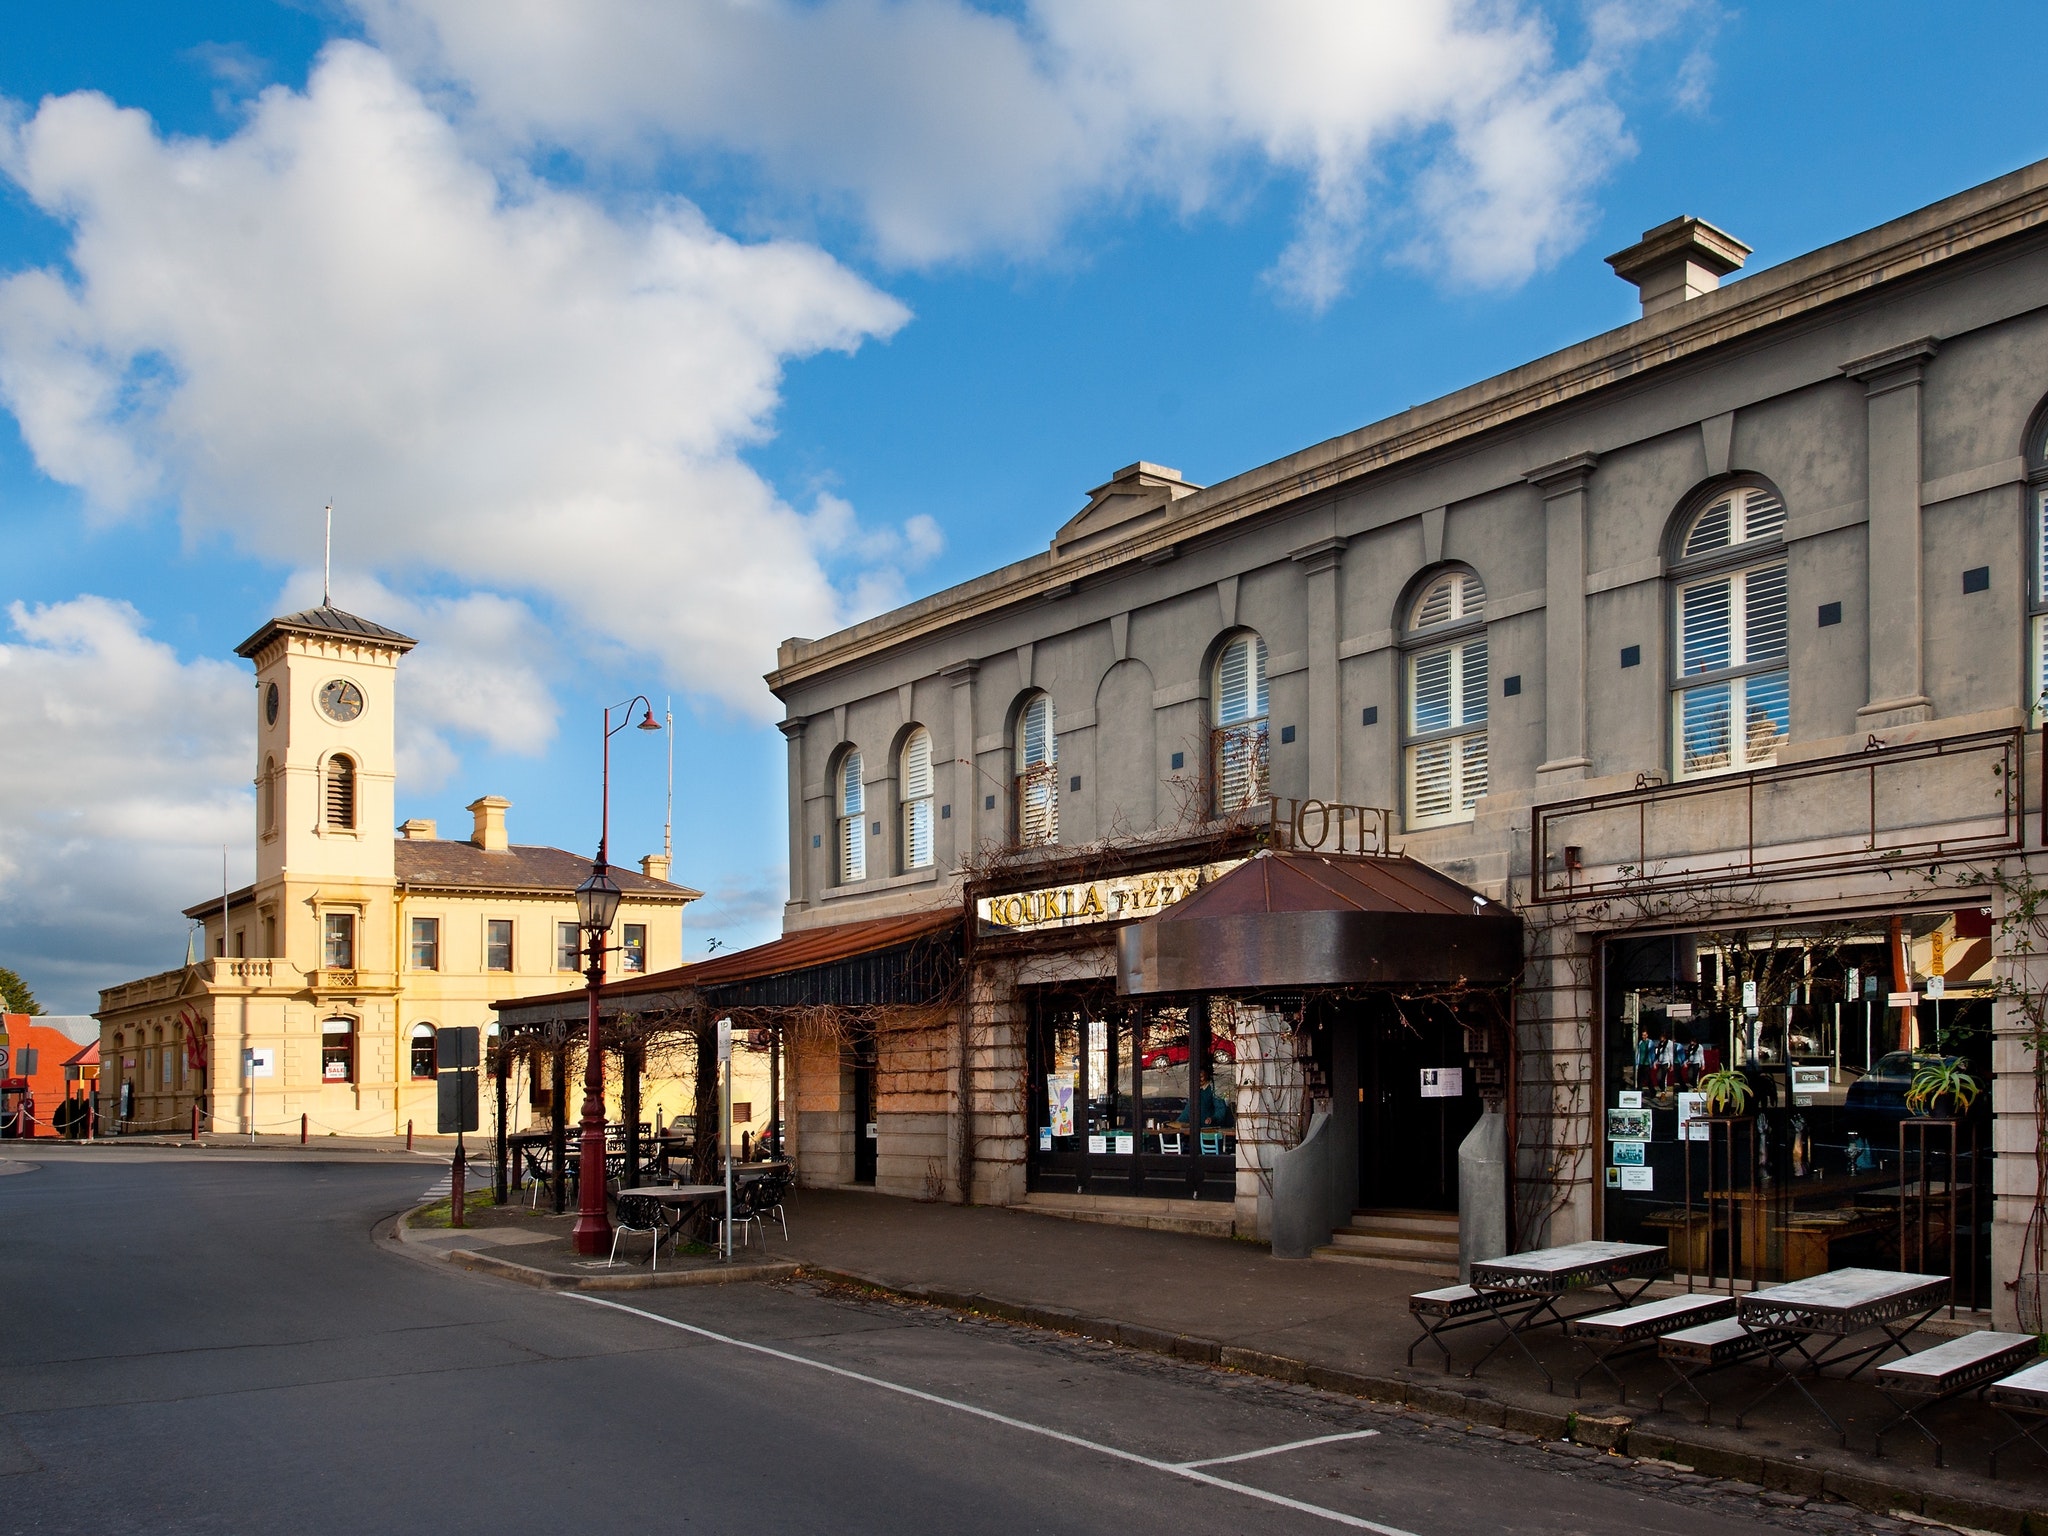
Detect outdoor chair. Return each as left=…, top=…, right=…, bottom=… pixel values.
left=729, top=1170, right=790, bottom=1248
left=519, top=1146, right=555, bottom=1209
left=608, top=1191, right=664, bottom=1270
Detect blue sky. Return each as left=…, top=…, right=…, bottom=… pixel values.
left=3, top=2, right=2045, bottom=1013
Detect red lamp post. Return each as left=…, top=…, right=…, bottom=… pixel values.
left=570, top=698, right=664, bottom=1256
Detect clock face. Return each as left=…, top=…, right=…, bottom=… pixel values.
left=318, top=678, right=365, bottom=723
left=264, top=682, right=279, bottom=726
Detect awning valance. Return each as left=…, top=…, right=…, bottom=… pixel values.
left=493, top=910, right=960, bottom=1030
left=1116, top=850, right=1520, bottom=995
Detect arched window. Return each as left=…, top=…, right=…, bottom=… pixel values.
left=900, top=728, right=934, bottom=871
left=261, top=756, right=277, bottom=833
left=1015, top=693, right=1058, bottom=846
left=1211, top=632, right=1269, bottom=815
left=1671, top=483, right=1788, bottom=778
left=1403, top=568, right=1488, bottom=828
left=836, top=749, right=866, bottom=884
left=321, top=1018, right=356, bottom=1084
left=324, top=755, right=356, bottom=830
left=410, top=1023, right=437, bottom=1080
left=2029, top=418, right=2048, bottom=715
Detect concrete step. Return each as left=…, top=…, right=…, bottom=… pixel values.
left=1343, top=1208, right=1459, bottom=1236
left=1322, top=1229, right=1458, bottom=1262
left=1310, top=1245, right=1458, bottom=1278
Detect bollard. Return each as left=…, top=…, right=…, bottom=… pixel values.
left=300, top=1112, right=308, bottom=1146
left=406, top=1119, right=413, bottom=1152
left=190, top=1103, right=199, bottom=1142
left=450, top=1144, right=466, bottom=1229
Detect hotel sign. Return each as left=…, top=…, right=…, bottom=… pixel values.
left=977, top=860, right=1244, bottom=935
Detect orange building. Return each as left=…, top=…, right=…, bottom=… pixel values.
left=0, top=1015, right=98, bottom=1138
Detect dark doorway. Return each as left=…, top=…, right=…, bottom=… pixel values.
left=852, top=1035, right=877, bottom=1185
left=1357, top=996, right=1480, bottom=1212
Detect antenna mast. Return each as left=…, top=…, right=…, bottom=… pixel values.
left=663, top=697, right=674, bottom=864
left=323, top=503, right=333, bottom=606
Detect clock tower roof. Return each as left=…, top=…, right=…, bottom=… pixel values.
left=235, top=604, right=418, bottom=659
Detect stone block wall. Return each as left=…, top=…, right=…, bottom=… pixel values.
left=875, top=1019, right=959, bottom=1200
left=1514, top=920, right=1596, bottom=1249
left=1227, top=1001, right=1315, bottom=1241
left=968, top=957, right=1028, bottom=1207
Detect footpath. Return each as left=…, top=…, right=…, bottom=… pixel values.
left=394, top=1183, right=2048, bottom=1533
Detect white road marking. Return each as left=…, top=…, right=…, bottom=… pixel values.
left=1175, top=1430, right=1379, bottom=1468
left=568, top=1294, right=1421, bottom=1536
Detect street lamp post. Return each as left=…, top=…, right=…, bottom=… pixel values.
left=570, top=698, right=664, bottom=1256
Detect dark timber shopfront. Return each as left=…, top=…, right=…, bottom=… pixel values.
left=1598, top=908, right=1996, bottom=1303
left=982, top=841, right=1522, bottom=1249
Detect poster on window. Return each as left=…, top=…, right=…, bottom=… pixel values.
left=1606, top=1108, right=1652, bottom=1141
left=1047, top=1074, right=1075, bottom=1137
left=1676, top=1091, right=1708, bottom=1141
left=1610, top=1139, right=1648, bottom=1166
left=1419, top=1068, right=1463, bottom=1098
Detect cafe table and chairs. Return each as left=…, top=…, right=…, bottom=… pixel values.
left=1728, top=1267, right=1950, bottom=1445
left=606, top=1183, right=726, bottom=1265
left=1461, top=1241, right=1668, bottom=1390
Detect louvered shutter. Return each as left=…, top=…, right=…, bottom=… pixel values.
left=1457, top=731, right=1489, bottom=810
left=324, top=757, right=355, bottom=829
left=839, top=751, right=865, bottom=883
left=1743, top=565, right=1788, bottom=664
left=1408, top=741, right=1453, bottom=823
left=901, top=729, right=933, bottom=869
left=1018, top=696, right=1058, bottom=844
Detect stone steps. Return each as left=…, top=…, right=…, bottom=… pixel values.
left=1314, top=1207, right=1459, bottom=1277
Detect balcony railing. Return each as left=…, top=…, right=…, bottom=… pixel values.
left=1529, top=726, right=2025, bottom=903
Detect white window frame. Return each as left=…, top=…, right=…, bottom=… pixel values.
left=410, top=1023, right=437, bottom=1080
left=1015, top=693, right=1058, bottom=846
left=1211, top=632, right=1269, bottom=816
left=2031, top=477, right=2048, bottom=719
left=556, top=921, right=583, bottom=972
left=1669, top=483, right=1790, bottom=780
left=837, top=749, right=867, bottom=884
left=621, top=922, right=648, bottom=973
left=1401, top=569, right=1488, bottom=830
left=899, top=728, right=934, bottom=871
left=409, top=915, right=440, bottom=972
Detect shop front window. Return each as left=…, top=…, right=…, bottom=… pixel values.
left=1600, top=912, right=1993, bottom=1303
left=1028, top=990, right=1235, bottom=1201
left=321, top=1018, right=356, bottom=1084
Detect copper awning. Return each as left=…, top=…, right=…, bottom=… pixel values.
left=1116, top=850, right=1520, bottom=994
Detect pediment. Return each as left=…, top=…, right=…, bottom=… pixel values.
left=1051, top=462, right=1200, bottom=561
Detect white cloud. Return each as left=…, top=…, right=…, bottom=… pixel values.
left=0, top=598, right=251, bottom=1011
left=0, top=42, right=921, bottom=719
left=357, top=0, right=1706, bottom=306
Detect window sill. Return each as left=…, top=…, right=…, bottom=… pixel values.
left=820, top=865, right=943, bottom=900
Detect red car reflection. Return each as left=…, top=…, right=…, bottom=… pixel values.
left=1139, top=1036, right=1237, bottom=1070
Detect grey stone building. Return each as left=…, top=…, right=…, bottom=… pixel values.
left=759, top=159, right=2048, bottom=1326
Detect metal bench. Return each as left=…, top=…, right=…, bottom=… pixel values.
left=1873, top=1331, right=2038, bottom=1467
left=1988, top=1358, right=2048, bottom=1478
left=1564, top=1293, right=1734, bottom=1401
left=1656, top=1318, right=1801, bottom=1422
left=1407, top=1284, right=1544, bottom=1372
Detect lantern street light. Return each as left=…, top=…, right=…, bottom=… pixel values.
left=570, top=697, right=664, bottom=1256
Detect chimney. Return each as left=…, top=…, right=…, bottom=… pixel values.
left=1606, top=216, right=1750, bottom=318
left=400, top=818, right=437, bottom=841
left=467, top=796, right=511, bottom=852
left=640, top=853, right=672, bottom=883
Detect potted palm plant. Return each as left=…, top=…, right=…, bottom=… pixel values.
left=1904, top=1058, right=1980, bottom=1120
left=1698, top=1067, right=1753, bottom=1117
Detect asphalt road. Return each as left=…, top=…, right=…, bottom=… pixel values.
left=0, top=1150, right=1898, bottom=1535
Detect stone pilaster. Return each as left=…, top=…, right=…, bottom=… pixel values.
left=1844, top=337, right=1938, bottom=727
left=1526, top=454, right=1597, bottom=781
left=1289, top=538, right=1348, bottom=802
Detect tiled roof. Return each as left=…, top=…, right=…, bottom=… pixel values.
left=395, top=840, right=698, bottom=899
left=181, top=842, right=699, bottom=916
left=235, top=605, right=418, bottom=657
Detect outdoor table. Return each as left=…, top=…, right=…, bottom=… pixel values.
left=612, top=1184, right=726, bottom=1261
left=1465, top=1241, right=1667, bottom=1390
left=1730, top=1267, right=1949, bottom=1444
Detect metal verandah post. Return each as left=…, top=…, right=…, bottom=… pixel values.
left=623, top=1040, right=642, bottom=1191
left=493, top=1035, right=509, bottom=1205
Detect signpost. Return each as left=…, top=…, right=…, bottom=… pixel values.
left=717, top=1018, right=734, bottom=1261
left=437, top=1027, right=480, bottom=1228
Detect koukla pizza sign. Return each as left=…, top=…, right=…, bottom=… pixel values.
left=976, top=861, right=1243, bottom=934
